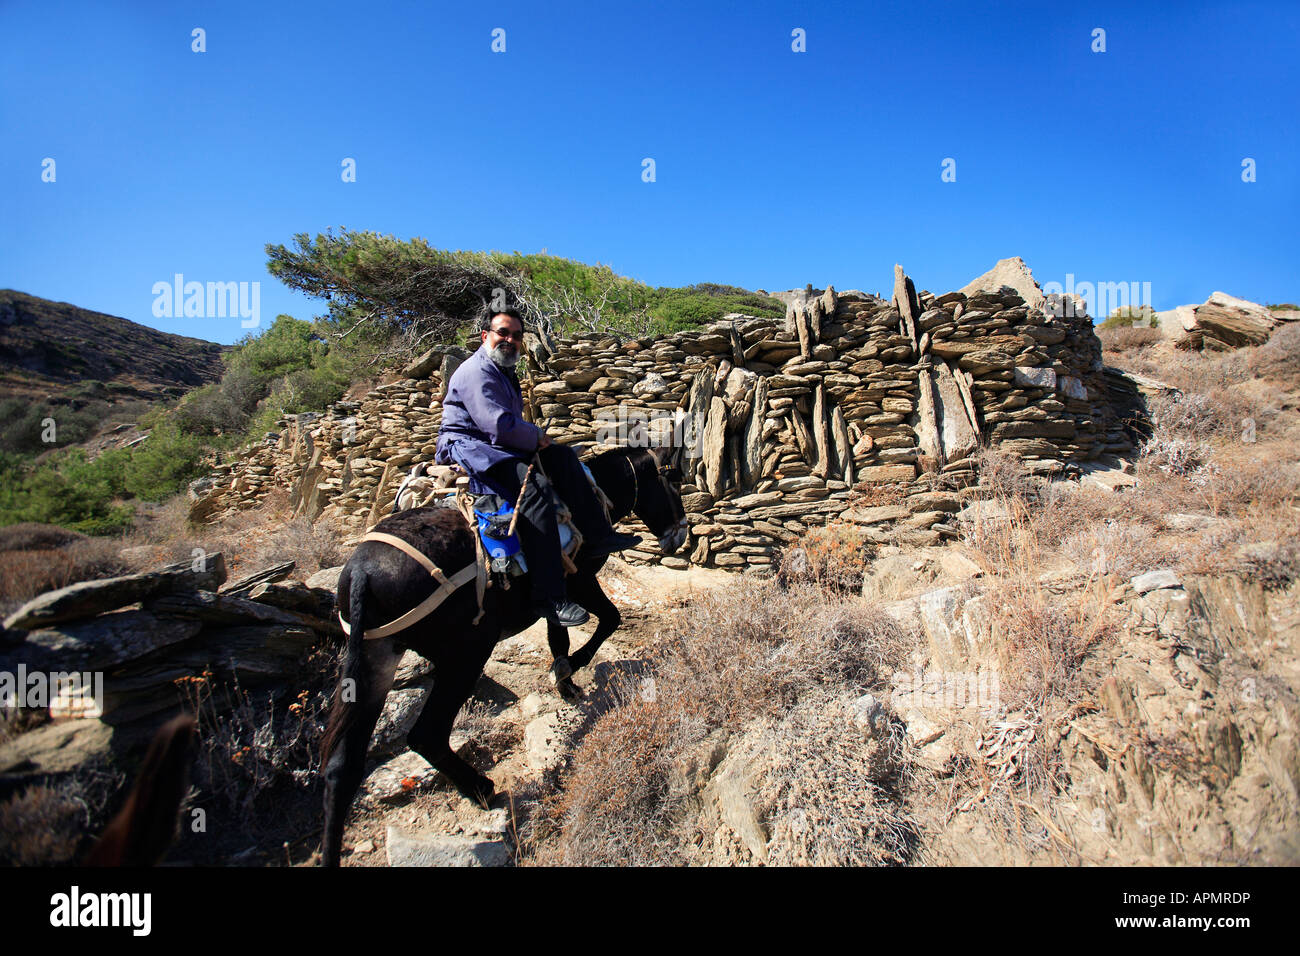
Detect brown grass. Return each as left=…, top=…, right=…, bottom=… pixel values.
left=175, top=644, right=338, bottom=822
left=776, top=521, right=874, bottom=592
left=1, top=486, right=349, bottom=617
left=0, top=536, right=130, bottom=618
left=748, top=693, right=916, bottom=866
left=527, top=579, right=918, bottom=865
left=0, top=522, right=87, bottom=553
left=0, top=784, right=89, bottom=865
left=114, top=488, right=348, bottom=582
left=1098, top=325, right=1162, bottom=353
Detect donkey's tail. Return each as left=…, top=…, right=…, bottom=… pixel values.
left=86, top=714, right=196, bottom=866
left=321, top=567, right=368, bottom=765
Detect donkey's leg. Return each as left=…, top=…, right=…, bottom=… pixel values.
left=320, top=640, right=402, bottom=867
left=546, top=619, right=575, bottom=685
left=406, top=633, right=498, bottom=807
left=565, top=574, right=622, bottom=673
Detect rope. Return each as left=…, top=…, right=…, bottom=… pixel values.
left=455, top=491, right=489, bottom=624
left=505, top=457, right=537, bottom=538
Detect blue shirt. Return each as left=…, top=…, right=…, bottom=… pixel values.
left=435, top=344, right=543, bottom=494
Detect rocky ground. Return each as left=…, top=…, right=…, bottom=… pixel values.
left=332, top=560, right=735, bottom=867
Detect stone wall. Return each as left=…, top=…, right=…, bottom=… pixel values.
left=189, top=267, right=1135, bottom=571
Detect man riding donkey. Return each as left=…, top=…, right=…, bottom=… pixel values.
left=434, top=301, right=640, bottom=628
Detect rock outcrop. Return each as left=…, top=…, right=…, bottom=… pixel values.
left=1159, top=291, right=1298, bottom=351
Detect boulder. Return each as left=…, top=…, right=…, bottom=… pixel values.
left=1163, top=292, right=1278, bottom=350
left=306, top=566, right=345, bottom=592
left=958, top=257, right=1046, bottom=311
left=4, top=554, right=228, bottom=631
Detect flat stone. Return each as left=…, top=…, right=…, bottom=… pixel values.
left=1058, top=375, right=1088, bottom=400
left=856, top=463, right=916, bottom=484
left=842, top=505, right=909, bottom=525
left=1131, top=569, right=1181, bottom=595
left=385, top=827, right=511, bottom=867
left=4, top=554, right=228, bottom=631
left=361, top=750, right=439, bottom=801
left=1013, top=366, right=1056, bottom=389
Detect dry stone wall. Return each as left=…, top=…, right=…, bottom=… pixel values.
left=189, top=268, right=1134, bottom=571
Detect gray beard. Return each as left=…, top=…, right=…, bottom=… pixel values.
left=488, top=343, right=519, bottom=368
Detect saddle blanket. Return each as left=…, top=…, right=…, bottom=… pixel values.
left=390, top=462, right=589, bottom=576
left=473, top=494, right=577, bottom=575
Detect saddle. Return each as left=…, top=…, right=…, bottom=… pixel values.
left=392, top=461, right=604, bottom=576
left=343, top=459, right=605, bottom=640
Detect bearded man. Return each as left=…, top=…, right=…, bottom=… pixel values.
left=434, top=304, right=639, bottom=627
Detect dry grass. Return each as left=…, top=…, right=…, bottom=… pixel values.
left=115, top=488, right=348, bottom=581
left=175, top=644, right=337, bottom=821
left=776, top=522, right=874, bottom=592
left=0, top=522, right=87, bottom=553
left=528, top=695, right=707, bottom=865
left=1098, top=325, right=1162, bottom=353
left=0, top=535, right=130, bottom=618
left=1, top=485, right=349, bottom=618
left=748, top=693, right=916, bottom=866
left=453, top=699, right=524, bottom=769
left=0, top=783, right=90, bottom=865
left=962, top=396, right=1299, bottom=585
left=527, top=578, right=919, bottom=865
left=902, top=565, right=1121, bottom=863
left=0, top=758, right=126, bottom=866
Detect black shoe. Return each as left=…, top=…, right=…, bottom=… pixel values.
left=584, top=531, right=642, bottom=556
left=539, top=598, right=589, bottom=628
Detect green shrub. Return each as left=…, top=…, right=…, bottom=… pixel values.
left=0, top=451, right=133, bottom=535
left=1098, top=306, right=1159, bottom=330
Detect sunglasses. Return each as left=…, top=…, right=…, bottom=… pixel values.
left=489, top=327, right=524, bottom=342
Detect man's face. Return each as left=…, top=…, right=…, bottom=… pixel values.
left=482, top=314, right=524, bottom=368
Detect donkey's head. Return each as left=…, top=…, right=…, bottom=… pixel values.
left=629, top=445, right=688, bottom=554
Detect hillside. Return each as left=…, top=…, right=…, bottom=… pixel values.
left=1, top=259, right=1296, bottom=868
left=0, top=290, right=227, bottom=402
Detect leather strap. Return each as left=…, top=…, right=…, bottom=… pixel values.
left=337, top=530, right=476, bottom=639
left=361, top=531, right=450, bottom=586
left=338, top=563, right=478, bottom=640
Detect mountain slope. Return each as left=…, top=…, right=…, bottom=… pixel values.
left=0, top=290, right=228, bottom=401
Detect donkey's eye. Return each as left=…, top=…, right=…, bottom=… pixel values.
left=663, top=468, right=682, bottom=483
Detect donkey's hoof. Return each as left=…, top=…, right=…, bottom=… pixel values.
left=556, top=677, right=582, bottom=702
left=461, top=774, right=495, bottom=810
left=549, top=657, right=574, bottom=684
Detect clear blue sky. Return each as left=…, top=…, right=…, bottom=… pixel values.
left=2, top=0, right=1297, bottom=345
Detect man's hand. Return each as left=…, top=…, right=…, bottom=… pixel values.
left=537, top=432, right=552, bottom=450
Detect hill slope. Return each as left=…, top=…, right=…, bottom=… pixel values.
left=0, top=290, right=227, bottom=402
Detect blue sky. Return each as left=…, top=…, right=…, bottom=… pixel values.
left=2, top=0, right=1297, bottom=345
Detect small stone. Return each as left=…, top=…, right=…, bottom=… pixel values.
left=385, top=827, right=510, bottom=867
left=1130, top=569, right=1181, bottom=595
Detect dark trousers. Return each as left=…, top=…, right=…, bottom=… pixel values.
left=482, top=444, right=615, bottom=602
